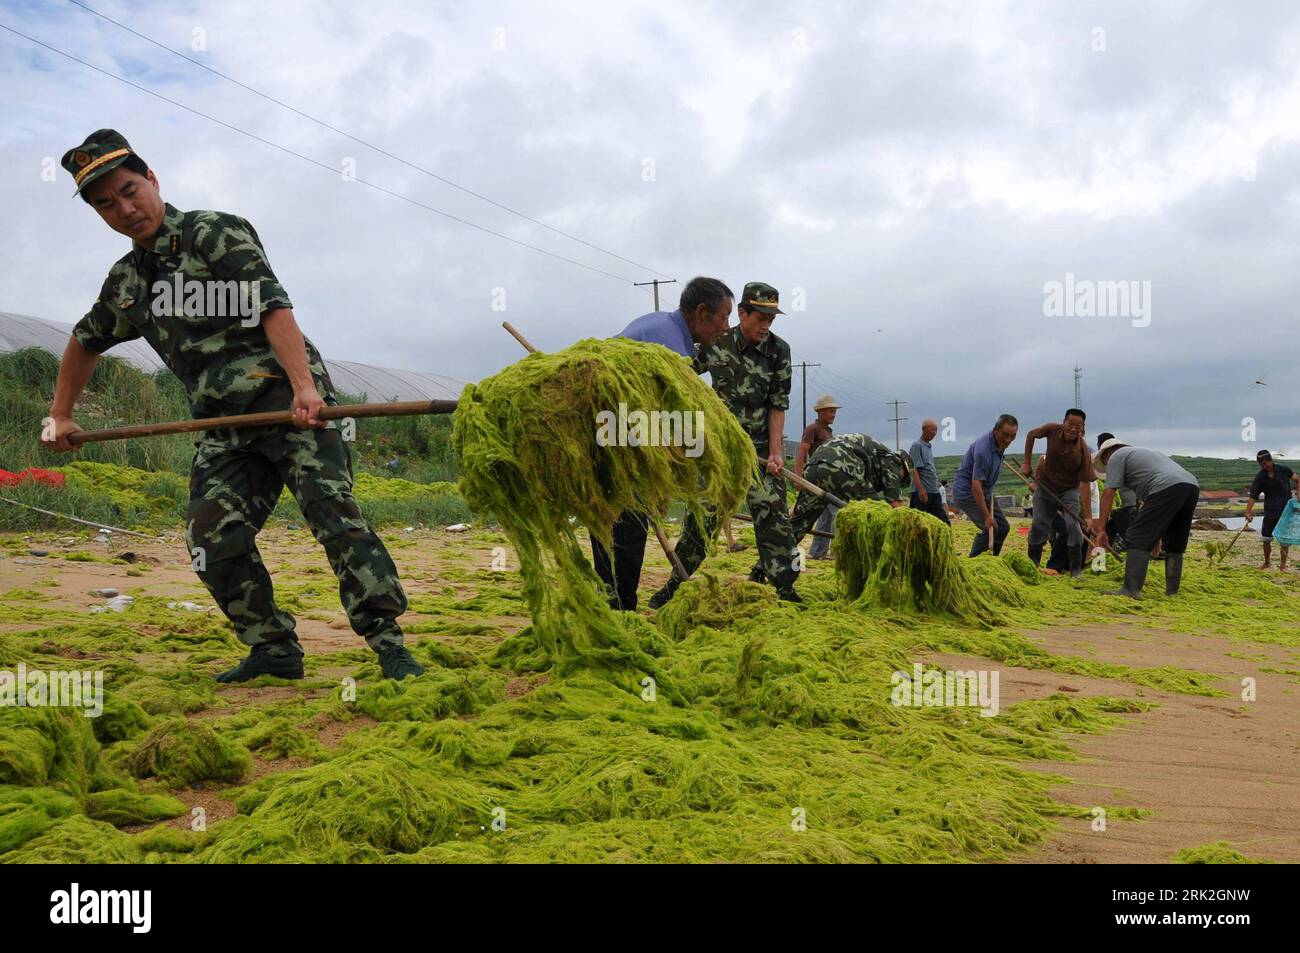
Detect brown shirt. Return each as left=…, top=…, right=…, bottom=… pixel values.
left=1034, top=424, right=1096, bottom=494
left=802, top=420, right=833, bottom=458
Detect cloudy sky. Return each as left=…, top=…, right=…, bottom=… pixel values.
left=3, top=0, right=1298, bottom=457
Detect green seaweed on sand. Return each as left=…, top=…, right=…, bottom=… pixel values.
left=656, top=573, right=777, bottom=642
left=1174, top=841, right=1271, bottom=863
left=453, top=338, right=754, bottom=692
left=126, top=719, right=251, bottom=788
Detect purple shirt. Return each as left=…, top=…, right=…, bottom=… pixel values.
left=953, top=430, right=1005, bottom=503
left=618, top=308, right=695, bottom=359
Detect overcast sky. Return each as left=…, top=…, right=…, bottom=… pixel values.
left=3, top=0, right=1299, bottom=457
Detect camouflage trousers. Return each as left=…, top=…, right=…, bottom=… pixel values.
left=674, top=467, right=798, bottom=591
left=184, top=423, right=407, bottom=651
left=789, top=464, right=879, bottom=550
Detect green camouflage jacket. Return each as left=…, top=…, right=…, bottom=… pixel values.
left=693, top=326, right=791, bottom=452
left=73, top=203, right=334, bottom=419
left=809, top=433, right=906, bottom=500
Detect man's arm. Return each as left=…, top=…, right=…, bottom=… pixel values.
left=795, top=439, right=811, bottom=477
left=971, top=479, right=992, bottom=527
left=908, top=443, right=928, bottom=500
left=766, top=409, right=785, bottom=474
left=262, top=308, right=326, bottom=428
left=1021, top=423, right=1052, bottom=475
left=1245, top=474, right=1263, bottom=521
left=1094, top=487, right=1117, bottom=541
left=42, top=336, right=100, bottom=452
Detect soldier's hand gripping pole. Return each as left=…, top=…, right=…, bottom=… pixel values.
left=500, top=321, right=689, bottom=581
left=67, top=400, right=458, bottom=446
left=762, top=456, right=849, bottom=508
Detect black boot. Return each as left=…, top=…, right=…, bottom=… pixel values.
left=776, top=588, right=803, bottom=604
left=1068, top=545, right=1083, bottom=579
left=748, top=564, right=767, bottom=584
left=215, top=639, right=304, bottom=683
left=1027, top=543, right=1044, bottom=566
left=648, top=576, right=681, bottom=610
left=1164, top=552, right=1184, bottom=595
left=1105, top=550, right=1149, bottom=599
left=378, top=643, right=424, bottom=680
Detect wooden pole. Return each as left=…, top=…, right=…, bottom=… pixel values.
left=765, top=456, right=849, bottom=508
left=66, top=400, right=457, bottom=446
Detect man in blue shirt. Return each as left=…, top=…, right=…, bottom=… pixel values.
left=908, top=418, right=949, bottom=525
left=952, top=414, right=1019, bottom=556
left=591, top=276, right=734, bottom=610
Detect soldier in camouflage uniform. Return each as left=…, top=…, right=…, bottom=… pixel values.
left=43, top=130, right=422, bottom=682
left=789, top=433, right=907, bottom=550
left=648, top=281, right=802, bottom=606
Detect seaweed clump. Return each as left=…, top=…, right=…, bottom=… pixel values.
left=452, top=338, right=754, bottom=688
left=834, top=501, right=1012, bottom=621
left=126, top=719, right=251, bottom=788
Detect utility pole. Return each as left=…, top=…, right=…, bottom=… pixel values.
left=887, top=399, right=908, bottom=451
left=794, top=361, right=821, bottom=425
left=1074, top=365, right=1082, bottom=408
left=634, top=278, right=677, bottom=310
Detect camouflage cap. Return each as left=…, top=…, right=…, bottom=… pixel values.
left=741, top=281, right=784, bottom=315
left=61, top=129, right=136, bottom=196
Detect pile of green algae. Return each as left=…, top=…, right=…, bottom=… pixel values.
left=3, top=344, right=1292, bottom=863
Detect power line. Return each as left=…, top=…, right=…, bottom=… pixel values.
left=815, top=362, right=892, bottom=401
left=63, top=0, right=673, bottom=279
left=807, top=367, right=889, bottom=415
left=0, top=21, right=637, bottom=284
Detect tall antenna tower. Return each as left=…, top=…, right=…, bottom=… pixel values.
left=1073, top=365, right=1082, bottom=407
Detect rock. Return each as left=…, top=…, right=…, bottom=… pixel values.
left=90, top=588, right=120, bottom=598
left=166, top=601, right=212, bottom=612
left=1191, top=518, right=1228, bottom=531
left=29, top=549, right=48, bottom=557
left=446, top=523, right=471, bottom=533
left=90, top=594, right=134, bottom=614
left=93, top=534, right=111, bottom=544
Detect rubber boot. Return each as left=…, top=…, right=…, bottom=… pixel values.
left=1164, top=552, right=1184, bottom=596
left=1105, top=550, right=1149, bottom=599
left=216, top=638, right=304, bottom=683
left=1068, top=545, right=1083, bottom=579
left=1027, top=543, right=1044, bottom=566
left=748, top=564, right=767, bottom=584
left=648, top=576, right=681, bottom=610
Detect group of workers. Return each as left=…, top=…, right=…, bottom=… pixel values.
left=595, top=274, right=1298, bottom=609
left=39, top=130, right=1292, bottom=687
